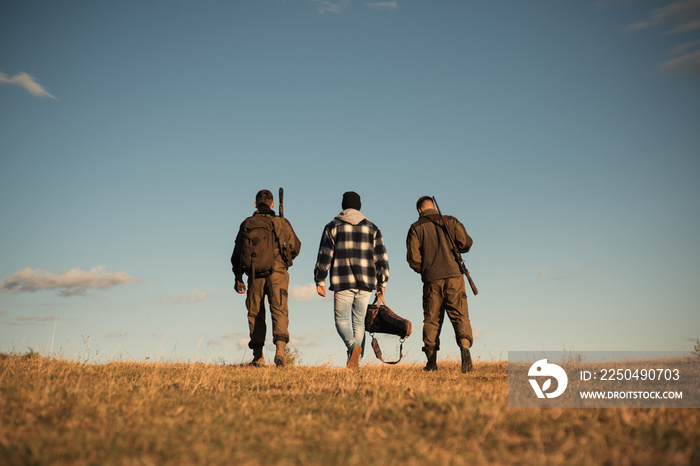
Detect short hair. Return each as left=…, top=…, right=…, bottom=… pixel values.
left=416, top=196, right=433, bottom=211
left=256, top=189, right=274, bottom=206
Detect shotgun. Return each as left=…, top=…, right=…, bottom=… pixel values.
left=431, top=196, right=478, bottom=296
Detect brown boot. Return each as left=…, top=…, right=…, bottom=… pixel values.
left=250, top=347, right=265, bottom=367
left=274, top=341, right=286, bottom=367
left=460, top=339, right=473, bottom=373
left=424, top=350, right=438, bottom=371
left=347, top=344, right=361, bottom=370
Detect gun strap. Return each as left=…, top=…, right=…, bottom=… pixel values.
left=427, top=215, right=450, bottom=232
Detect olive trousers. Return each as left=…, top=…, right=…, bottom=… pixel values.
left=245, top=263, right=290, bottom=349
left=422, top=276, right=473, bottom=354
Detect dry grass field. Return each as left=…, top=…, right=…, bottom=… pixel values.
left=1, top=352, right=698, bottom=465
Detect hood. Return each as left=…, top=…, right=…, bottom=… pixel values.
left=336, top=208, right=366, bottom=226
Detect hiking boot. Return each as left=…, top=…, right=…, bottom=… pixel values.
left=424, top=351, right=438, bottom=371
left=347, top=344, right=361, bottom=370
left=274, top=341, right=286, bottom=367
left=461, top=347, right=473, bottom=373
left=250, top=347, right=265, bottom=367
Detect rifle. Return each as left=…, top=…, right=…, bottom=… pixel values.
left=277, top=187, right=293, bottom=267
left=278, top=187, right=284, bottom=218
left=431, top=196, right=478, bottom=296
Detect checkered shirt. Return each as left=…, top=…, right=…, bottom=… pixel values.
left=314, top=217, right=389, bottom=292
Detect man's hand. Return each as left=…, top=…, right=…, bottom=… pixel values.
left=316, top=284, right=326, bottom=297
left=235, top=281, right=246, bottom=294
left=377, top=286, right=385, bottom=297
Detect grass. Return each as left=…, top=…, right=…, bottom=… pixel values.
left=1, top=353, right=698, bottom=465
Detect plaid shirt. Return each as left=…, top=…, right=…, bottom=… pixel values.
left=314, top=213, right=389, bottom=292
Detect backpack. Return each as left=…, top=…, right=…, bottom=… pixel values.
left=239, top=215, right=277, bottom=279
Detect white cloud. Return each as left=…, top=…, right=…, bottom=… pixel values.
left=175, top=289, right=211, bottom=304
left=0, top=266, right=138, bottom=296
left=626, top=19, right=654, bottom=32
left=161, top=289, right=215, bottom=305
left=626, top=0, right=700, bottom=33
left=670, top=39, right=700, bottom=55
left=660, top=48, right=700, bottom=77
left=4, top=316, right=60, bottom=326
left=367, top=1, right=398, bottom=11
left=232, top=335, right=318, bottom=350
left=624, top=0, right=700, bottom=78
left=289, top=283, right=323, bottom=301
left=312, top=0, right=350, bottom=14
left=237, top=338, right=251, bottom=349
left=309, top=0, right=398, bottom=15
left=0, top=72, right=56, bottom=99
left=667, top=19, right=700, bottom=34
left=289, top=334, right=320, bottom=347
left=554, top=265, right=591, bottom=281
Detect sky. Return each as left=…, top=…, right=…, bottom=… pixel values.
left=1, top=0, right=699, bottom=367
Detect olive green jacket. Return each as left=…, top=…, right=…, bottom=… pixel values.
left=406, top=208, right=472, bottom=283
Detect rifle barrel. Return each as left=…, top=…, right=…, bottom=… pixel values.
left=431, top=196, right=478, bottom=296
left=279, top=187, right=284, bottom=218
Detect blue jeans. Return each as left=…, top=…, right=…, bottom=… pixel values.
left=334, top=289, right=371, bottom=355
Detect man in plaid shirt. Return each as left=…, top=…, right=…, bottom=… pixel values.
left=314, top=191, right=390, bottom=369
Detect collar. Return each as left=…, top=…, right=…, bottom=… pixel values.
left=420, top=208, right=439, bottom=218
left=255, top=204, right=276, bottom=216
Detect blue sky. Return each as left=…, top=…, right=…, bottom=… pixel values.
left=1, top=0, right=699, bottom=367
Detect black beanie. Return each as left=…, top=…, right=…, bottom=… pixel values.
left=342, top=191, right=361, bottom=211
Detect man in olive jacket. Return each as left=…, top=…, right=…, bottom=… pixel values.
left=231, top=189, right=301, bottom=367
left=406, top=196, right=474, bottom=372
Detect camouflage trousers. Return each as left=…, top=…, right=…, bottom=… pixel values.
left=422, top=276, right=473, bottom=354
left=245, top=263, right=290, bottom=349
